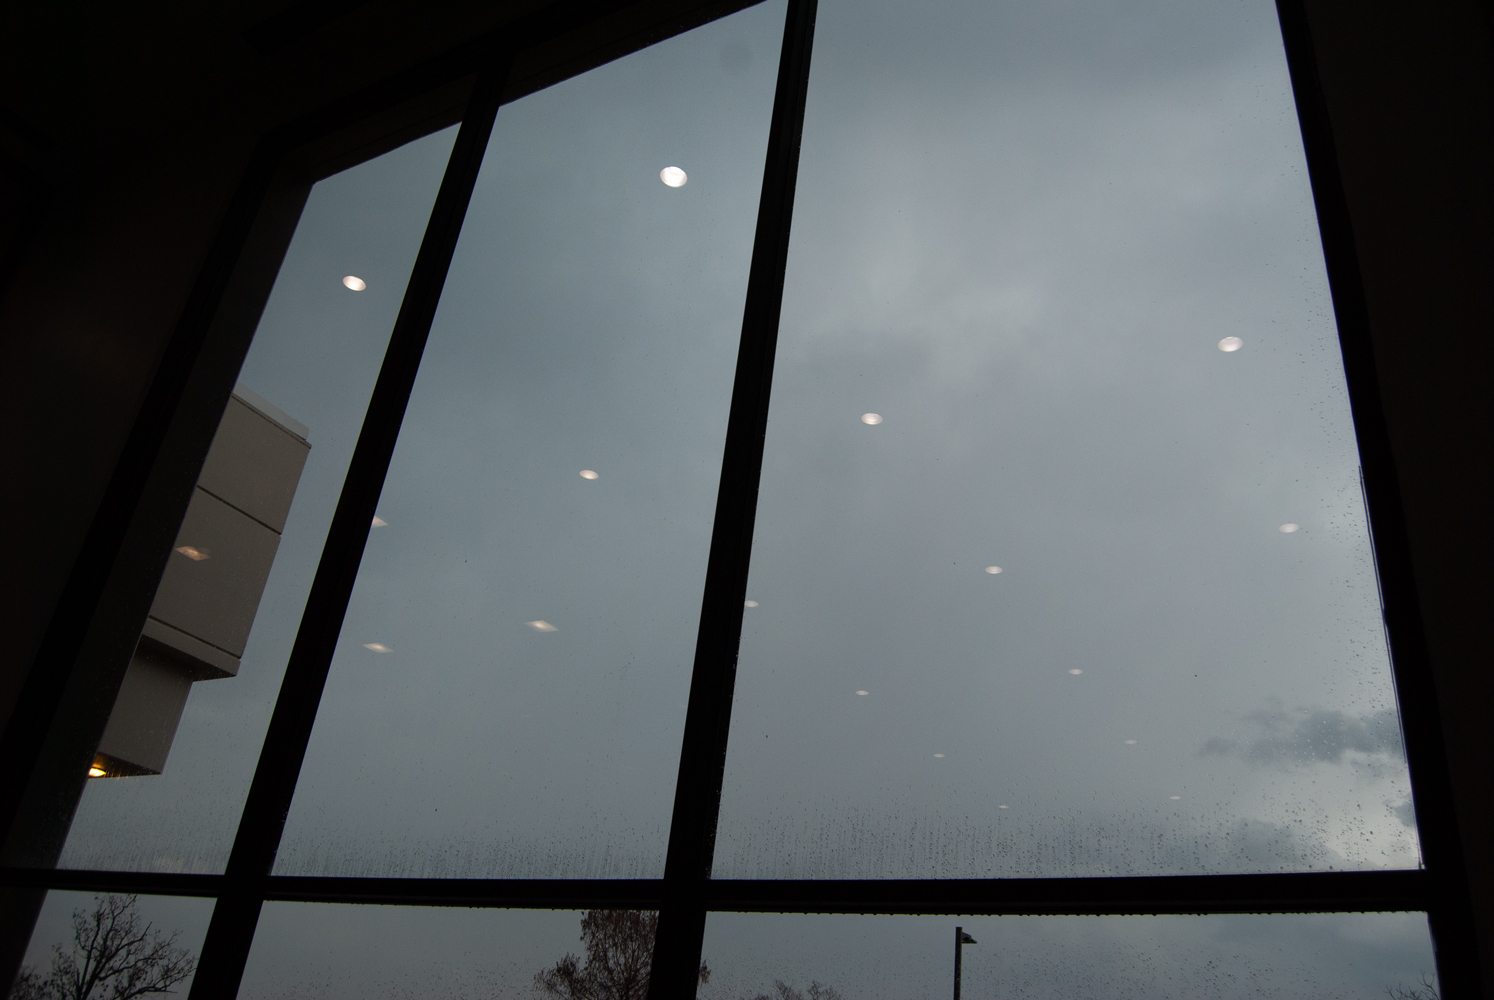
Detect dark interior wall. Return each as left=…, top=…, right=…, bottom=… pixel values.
left=1303, top=0, right=1494, bottom=980
left=0, top=0, right=531, bottom=729
left=0, top=121, right=257, bottom=730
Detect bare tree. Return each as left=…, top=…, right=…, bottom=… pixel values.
left=748, top=982, right=842, bottom=1000
left=1387, top=973, right=1439, bottom=1000
left=8, top=968, right=47, bottom=1000
left=748, top=981, right=844, bottom=1000
left=535, top=910, right=709, bottom=1000
left=9, top=894, right=196, bottom=1000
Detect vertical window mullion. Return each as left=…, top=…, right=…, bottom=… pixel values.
left=185, top=47, right=516, bottom=1000
left=647, top=0, right=820, bottom=996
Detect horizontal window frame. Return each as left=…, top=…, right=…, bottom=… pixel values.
left=0, top=868, right=1432, bottom=916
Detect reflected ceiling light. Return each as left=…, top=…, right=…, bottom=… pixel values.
left=933, top=753, right=946, bottom=758
left=660, top=166, right=688, bottom=187
left=343, top=275, right=367, bottom=291
left=855, top=690, right=869, bottom=696
left=998, top=804, right=1009, bottom=809
left=580, top=470, right=600, bottom=480
left=174, top=545, right=209, bottom=561
left=372, top=516, right=388, bottom=527
left=1279, top=522, right=1300, bottom=533
left=860, top=413, right=883, bottom=425
left=1217, top=336, right=1243, bottom=352
left=526, top=620, right=559, bottom=632
left=87, top=766, right=106, bottom=778
left=744, top=600, right=759, bottom=608
left=984, top=566, right=1002, bottom=574
left=1170, top=795, right=1182, bottom=800
left=363, top=642, right=392, bottom=653
left=1125, top=739, right=1137, bottom=745
left=1068, top=668, right=1083, bottom=675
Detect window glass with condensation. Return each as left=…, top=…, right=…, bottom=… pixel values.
left=57, top=127, right=458, bottom=873
left=700, top=911, right=1439, bottom=1000
left=239, top=904, right=611, bottom=1000
left=274, top=1, right=786, bottom=878
left=714, top=0, right=1416, bottom=878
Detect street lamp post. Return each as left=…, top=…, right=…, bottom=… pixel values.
left=953, top=926, right=977, bottom=1000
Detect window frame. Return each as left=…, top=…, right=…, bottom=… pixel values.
left=0, top=0, right=1479, bottom=997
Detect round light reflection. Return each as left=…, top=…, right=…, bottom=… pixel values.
left=1124, top=739, right=1138, bottom=745
left=580, top=470, right=599, bottom=480
left=860, top=413, right=882, bottom=425
left=1170, top=795, right=1182, bottom=800
left=343, top=275, right=367, bottom=291
left=744, top=600, right=759, bottom=608
left=1068, top=668, right=1084, bottom=675
left=984, top=566, right=1002, bottom=574
left=933, top=753, right=945, bottom=758
left=855, top=690, right=869, bottom=696
left=1279, top=522, right=1299, bottom=533
left=660, top=166, right=688, bottom=188
left=1217, top=336, right=1243, bottom=352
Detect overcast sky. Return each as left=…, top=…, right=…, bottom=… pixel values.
left=42, top=0, right=1428, bottom=992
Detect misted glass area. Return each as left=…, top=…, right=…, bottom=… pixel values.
left=274, top=1, right=786, bottom=878
left=239, top=904, right=598, bottom=1000
left=714, top=0, right=1415, bottom=878
left=57, top=127, right=458, bottom=872
left=700, top=911, right=1438, bottom=1000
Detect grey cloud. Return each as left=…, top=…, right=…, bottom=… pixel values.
left=1202, top=705, right=1405, bottom=768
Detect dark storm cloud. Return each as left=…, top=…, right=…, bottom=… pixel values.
left=1201, top=705, right=1405, bottom=767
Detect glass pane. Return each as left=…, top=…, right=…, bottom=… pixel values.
left=240, top=905, right=651, bottom=1000
left=56, top=127, right=458, bottom=872
left=275, top=2, right=785, bottom=878
left=13, top=891, right=212, bottom=998
left=715, top=0, right=1416, bottom=878
left=701, top=911, right=1438, bottom=1000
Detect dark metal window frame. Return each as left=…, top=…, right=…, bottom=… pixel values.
left=0, top=0, right=1480, bottom=996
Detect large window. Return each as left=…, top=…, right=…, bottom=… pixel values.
left=2, top=0, right=1470, bottom=997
